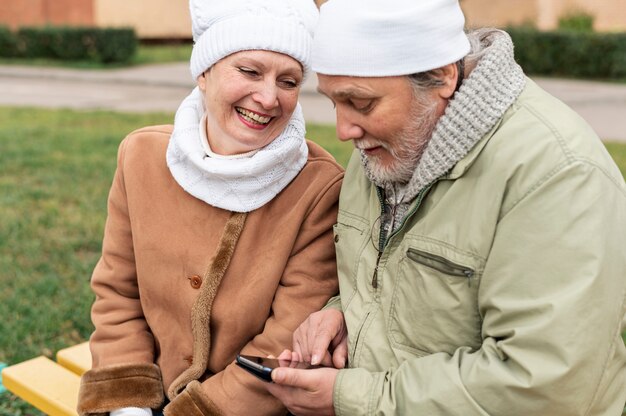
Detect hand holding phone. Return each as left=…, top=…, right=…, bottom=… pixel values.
left=236, top=354, right=320, bottom=382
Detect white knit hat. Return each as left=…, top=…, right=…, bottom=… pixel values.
left=312, top=0, right=470, bottom=77
left=189, top=0, right=318, bottom=80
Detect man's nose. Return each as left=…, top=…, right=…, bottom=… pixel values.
left=335, top=108, right=364, bottom=142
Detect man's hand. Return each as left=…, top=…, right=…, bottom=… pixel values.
left=292, top=309, right=348, bottom=368
left=266, top=367, right=339, bottom=416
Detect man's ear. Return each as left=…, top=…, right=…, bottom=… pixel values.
left=197, top=72, right=206, bottom=92
left=435, top=63, right=459, bottom=100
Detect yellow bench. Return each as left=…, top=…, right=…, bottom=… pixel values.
left=1, top=342, right=91, bottom=416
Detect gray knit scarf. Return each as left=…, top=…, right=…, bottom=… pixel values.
left=378, top=30, right=526, bottom=234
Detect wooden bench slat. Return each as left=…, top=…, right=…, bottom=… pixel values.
left=56, top=342, right=91, bottom=376
left=2, top=356, right=80, bottom=416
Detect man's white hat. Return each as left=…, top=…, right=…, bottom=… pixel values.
left=189, top=0, right=318, bottom=80
left=312, top=0, right=470, bottom=77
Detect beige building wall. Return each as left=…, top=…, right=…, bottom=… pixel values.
left=461, top=0, right=626, bottom=31
left=317, top=0, right=625, bottom=32
left=461, top=0, right=537, bottom=29
left=94, top=0, right=191, bottom=39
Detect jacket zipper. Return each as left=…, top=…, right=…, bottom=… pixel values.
left=372, top=188, right=386, bottom=289
left=406, top=248, right=475, bottom=285
left=372, top=183, right=435, bottom=288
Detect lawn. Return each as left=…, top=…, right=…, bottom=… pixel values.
left=0, top=107, right=624, bottom=415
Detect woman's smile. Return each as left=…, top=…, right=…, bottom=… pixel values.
left=235, top=106, right=273, bottom=130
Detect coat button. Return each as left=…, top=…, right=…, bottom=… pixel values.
left=188, top=274, right=202, bottom=289
left=334, top=234, right=339, bottom=243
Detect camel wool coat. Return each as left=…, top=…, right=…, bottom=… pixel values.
left=77, top=125, right=343, bottom=416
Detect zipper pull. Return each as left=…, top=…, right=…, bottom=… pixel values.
left=372, top=251, right=383, bottom=289
left=464, top=269, right=474, bottom=287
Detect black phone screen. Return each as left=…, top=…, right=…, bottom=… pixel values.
left=236, top=354, right=319, bottom=382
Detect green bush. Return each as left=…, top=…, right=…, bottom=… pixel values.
left=558, top=11, right=595, bottom=32
left=94, top=28, right=138, bottom=63
left=6, top=26, right=137, bottom=63
left=16, top=27, right=56, bottom=58
left=507, top=27, right=626, bottom=79
left=0, top=25, right=17, bottom=57
left=50, top=28, right=99, bottom=61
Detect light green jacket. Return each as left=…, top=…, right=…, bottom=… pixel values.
left=329, top=80, right=626, bottom=415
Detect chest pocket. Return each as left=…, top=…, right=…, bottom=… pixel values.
left=388, top=242, right=484, bottom=355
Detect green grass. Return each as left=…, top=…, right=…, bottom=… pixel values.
left=0, top=107, right=624, bottom=414
left=0, top=43, right=193, bottom=69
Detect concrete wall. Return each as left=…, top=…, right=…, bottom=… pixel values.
left=0, top=0, right=93, bottom=30
left=93, top=0, right=191, bottom=39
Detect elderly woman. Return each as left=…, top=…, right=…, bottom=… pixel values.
left=76, top=1, right=343, bottom=415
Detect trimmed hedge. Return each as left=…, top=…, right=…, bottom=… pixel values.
left=508, top=27, right=626, bottom=79
left=0, top=25, right=17, bottom=57
left=0, top=26, right=137, bottom=63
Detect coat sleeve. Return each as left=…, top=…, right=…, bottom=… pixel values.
left=78, top=138, right=164, bottom=416
left=333, top=161, right=626, bottom=415
left=165, top=170, right=344, bottom=416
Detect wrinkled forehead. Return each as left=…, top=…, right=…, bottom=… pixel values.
left=316, top=74, right=411, bottom=99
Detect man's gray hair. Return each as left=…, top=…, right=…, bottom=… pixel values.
left=408, top=28, right=500, bottom=94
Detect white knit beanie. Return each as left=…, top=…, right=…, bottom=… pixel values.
left=312, top=0, right=470, bottom=77
left=189, top=0, right=318, bottom=80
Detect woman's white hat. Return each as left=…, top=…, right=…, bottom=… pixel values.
left=312, top=0, right=470, bottom=77
left=188, top=0, right=318, bottom=80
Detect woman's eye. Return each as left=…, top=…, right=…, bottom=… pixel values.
left=238, top=67, right=259, bottom=76
left=279, top=79, right=299, bottom=89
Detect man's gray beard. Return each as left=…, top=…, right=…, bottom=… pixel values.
left=361, top=97, right=440, bottom=186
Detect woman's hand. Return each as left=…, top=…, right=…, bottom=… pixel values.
left=292, top=309, right=348, bottom=368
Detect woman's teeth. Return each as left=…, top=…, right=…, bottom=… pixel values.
left=236, top=107, right=271, bottom=125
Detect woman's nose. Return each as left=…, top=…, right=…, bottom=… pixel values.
left=252, top=81, right=279, bottom=110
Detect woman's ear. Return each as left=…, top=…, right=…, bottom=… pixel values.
left=197, top=72, right=206, bottom=92
left=435, top=63, right=459, bottom=100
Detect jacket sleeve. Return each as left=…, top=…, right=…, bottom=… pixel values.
left=165, top=171, right=344, bottom=416
left=78, top=138, right=164, bottom=415
left=333, top=161, right=626, bottom=415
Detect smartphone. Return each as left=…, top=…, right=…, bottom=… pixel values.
left=235, top=354, right=319, bottom=382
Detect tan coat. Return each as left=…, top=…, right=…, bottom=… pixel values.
left=77, top=125, right=343, bottom=416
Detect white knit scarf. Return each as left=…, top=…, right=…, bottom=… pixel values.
left=166, top=87, right=308, bottom=212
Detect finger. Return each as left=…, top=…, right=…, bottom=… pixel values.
left=320, top=350, right=334, bottom=367
left=291, top=350, right=303, bottom=362
left=277, top=349, right=292, bottom=361
left=293, top=326, right=312, bottom=363
left=332, top=339, right=348, bottom=369
left=271, top=367, right=313, bottom=388
left=310, top=328, right=337, bottom=365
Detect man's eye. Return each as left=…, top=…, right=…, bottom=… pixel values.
left=351, top=99, right=373, bottom=112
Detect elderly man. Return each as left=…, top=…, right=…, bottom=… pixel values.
left=266, top=0, right=626, bottom=415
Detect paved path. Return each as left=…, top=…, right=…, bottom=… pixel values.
left=1, top=63, right=625, bottom=142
